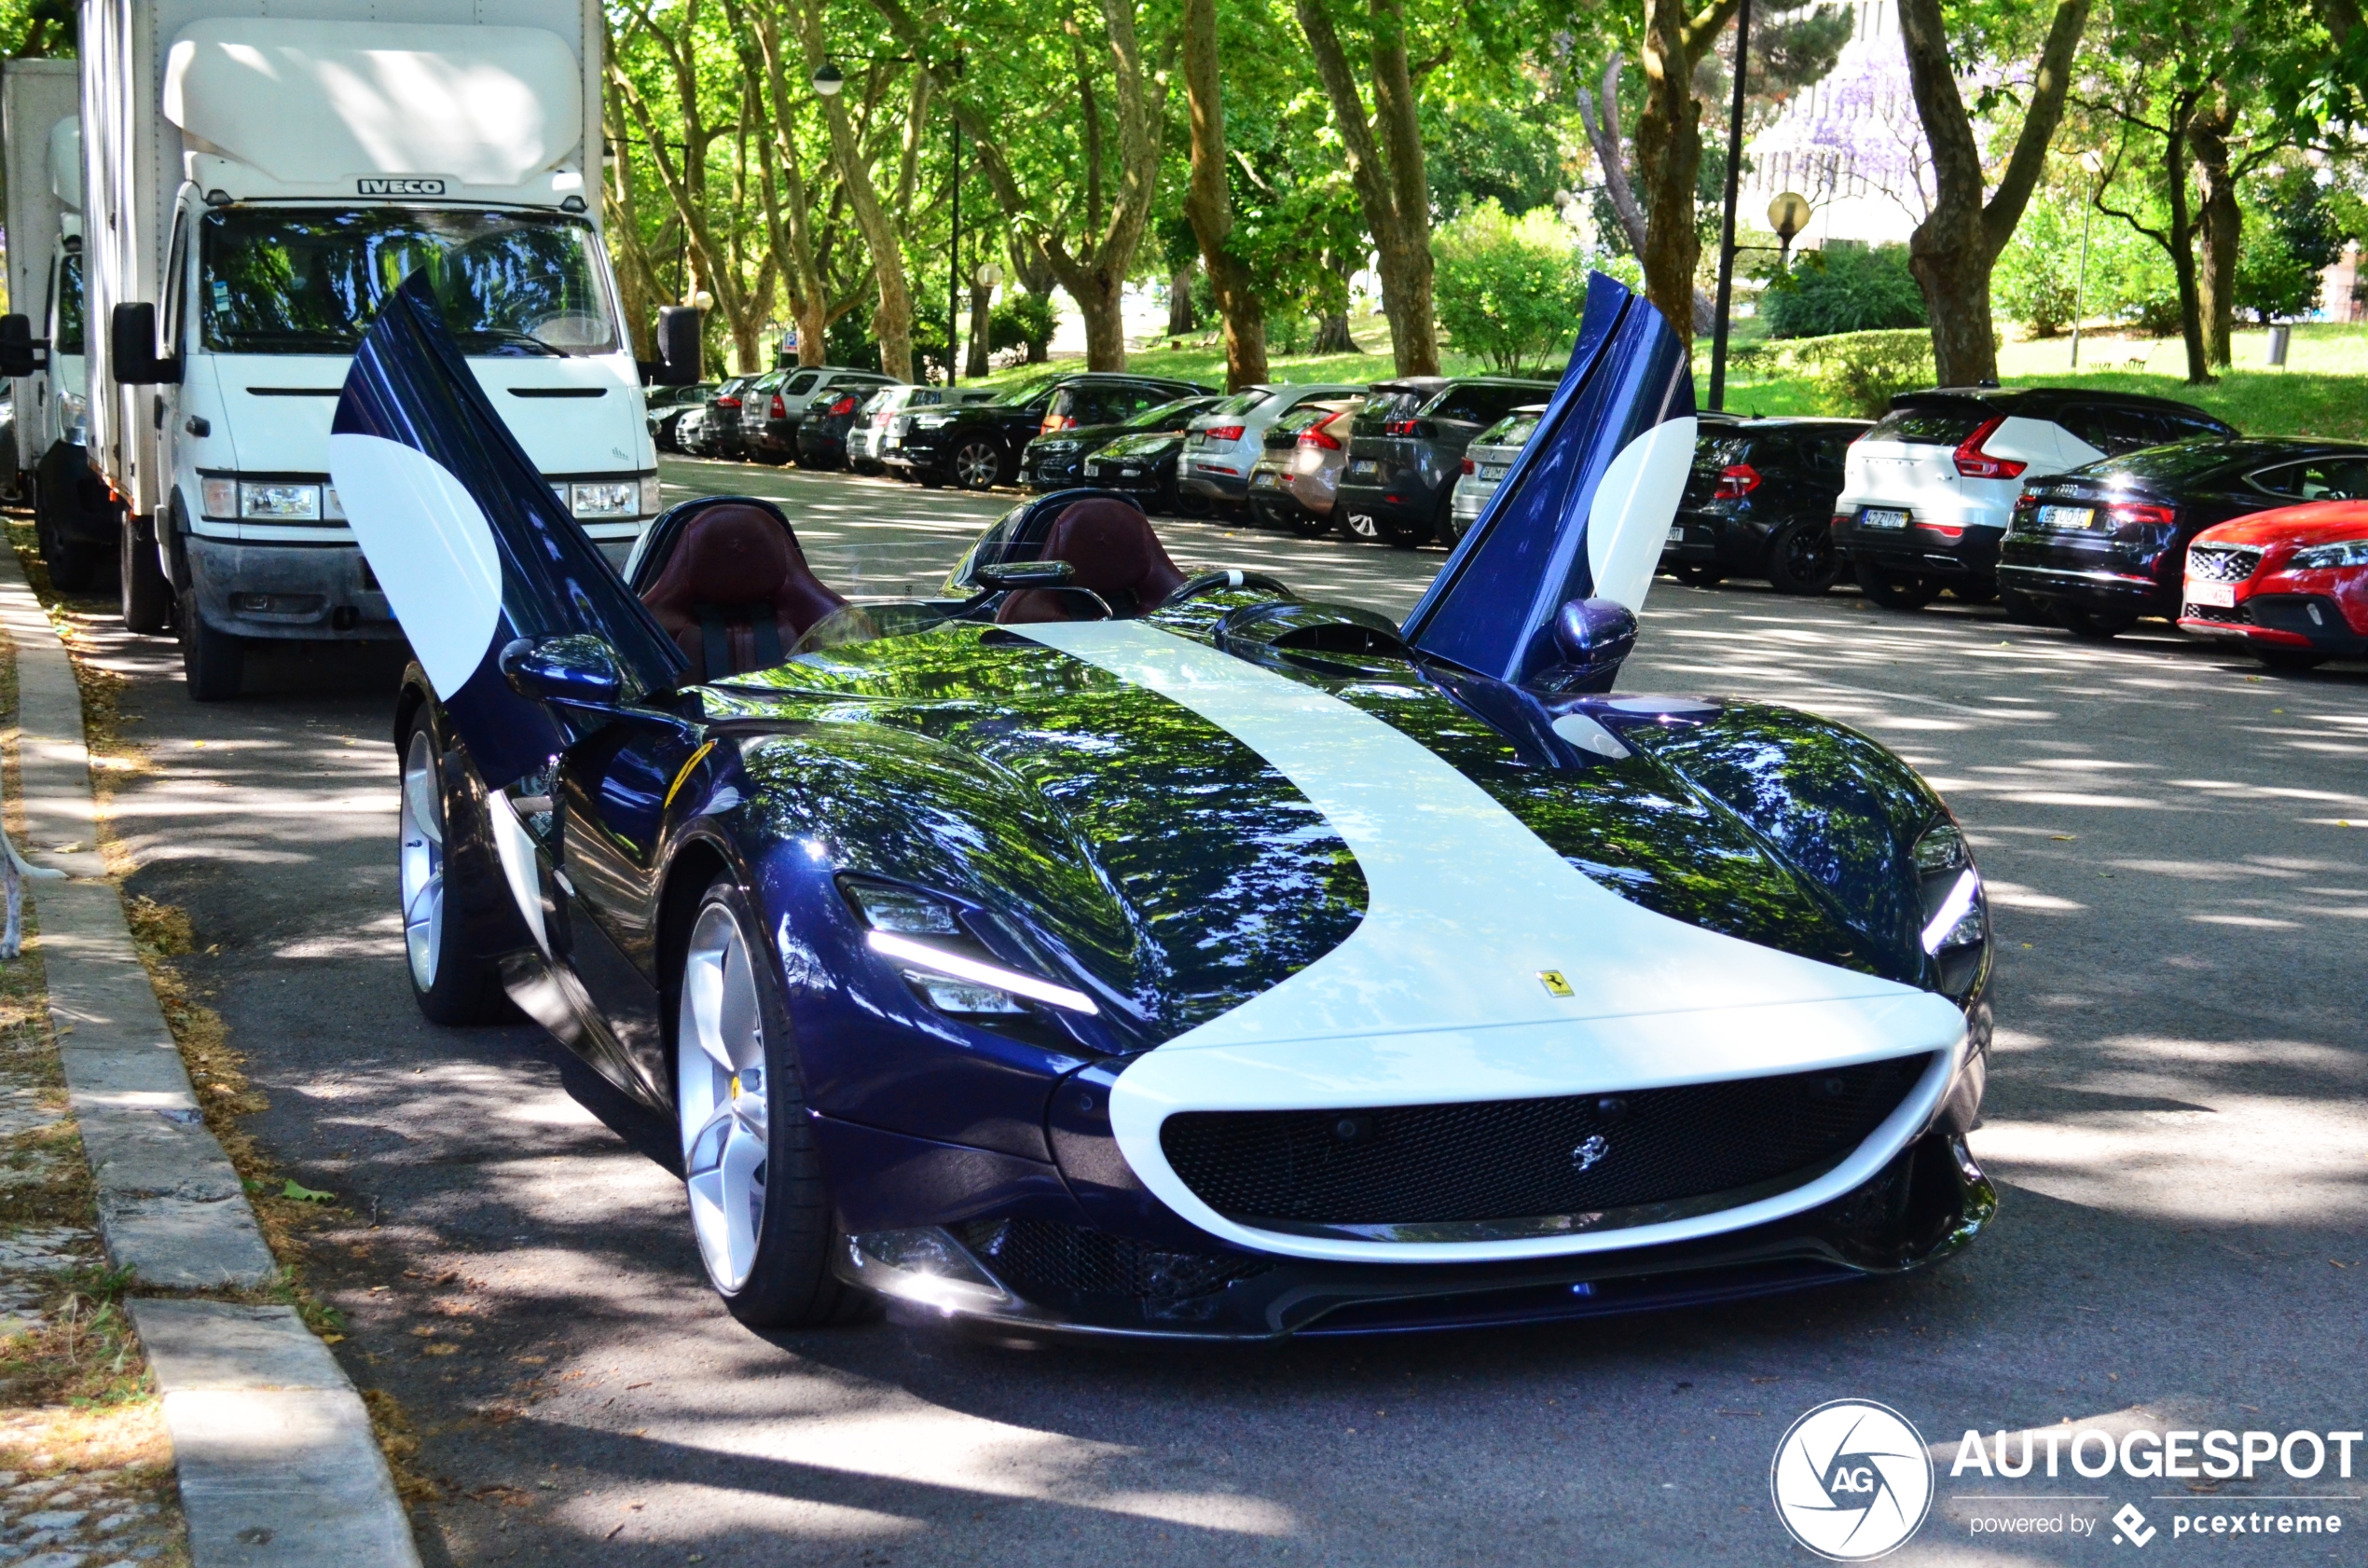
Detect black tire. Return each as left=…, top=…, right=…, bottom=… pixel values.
left=674, top=875, right=874, bottom=1330
left=1852, top=560, right=1939, bottom=610
left=2252, top=646, right=2328, bottom=672
left=1379, top=496, right=1439, bottom=551
left=2056, top=605, right=2133, bottom=640
left=1762, top=520, right=1839, bottom=595
left=1998, top=585, right=2049, bottom=626
left=1175, top=488, right=1214, bottom=518
left=34, top=491, right=99, bottom=591
left=176, top=587, right=245, bottom=701
left=1672, top=562, right=1726, bottom=588
left=121, top=518, right=174, bottom=633
left=950, top=436, right=1004, bottom=491
left=398, top=713, right=516, bottom=1025
left=1951, top=578, right=1999, bottom=604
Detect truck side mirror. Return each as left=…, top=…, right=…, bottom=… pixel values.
left=0, top=315, right=36, bottom=378
left=654, top=306, right=701, bottom=387
left=110, top=302, right=179, bottom=386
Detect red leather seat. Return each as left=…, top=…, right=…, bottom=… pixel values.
left=995, top=499, right=1190, bottom=625
left=640, top=503, right=847, bottom=678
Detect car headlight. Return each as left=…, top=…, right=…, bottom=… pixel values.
left=1913, top=821, right=1986, bottom=955
left=840, top=878, right=1097, bottom=1016
left=2286, top=539, right=2368, bottom=571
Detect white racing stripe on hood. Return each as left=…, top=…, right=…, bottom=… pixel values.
left=1016, top=619, right=1968, bottom=1261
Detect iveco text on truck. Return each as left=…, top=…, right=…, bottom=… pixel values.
left=20, top=3, right=694, bottom=699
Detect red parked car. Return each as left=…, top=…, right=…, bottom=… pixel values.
left=2179, top=500, right=2368, bottom=670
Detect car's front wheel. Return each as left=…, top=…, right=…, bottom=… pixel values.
left=2251, top=645, right=2327, bottom=672
left=951, top=437, right=1004, bottom=490
left=1672, top=562, right=1726, bottom=588
left=2057, top=605, right=2133, bottom=640
left=675, top=876, right=871, bottom=1328
left=399, top=718, right=515, bottom=1025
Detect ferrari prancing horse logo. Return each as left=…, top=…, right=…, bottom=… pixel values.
left=1573, top=1135, right=1609, bottom=1171
left=1537, top=969, right=1574, bottom=997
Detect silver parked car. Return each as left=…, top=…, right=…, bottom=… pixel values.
left=1178, top=382, right=1366, bottom=513
left=1444, top=404, right=1549, bottom=545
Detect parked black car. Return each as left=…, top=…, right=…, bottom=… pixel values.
left=680, top=376, right=754, bottom=458
left=1997, top=437, right=2368, bottom=638
left=1072, top=403, right=1230, bottom=514
left=1335, top=377, right=1555, bottom=546
left=1662, top=418, right=1869, bottom=595
left=888, top=372, right=1211, bottom=490
left=787, top=370, right=906, bottom=468
left=1022, top=394, right=1222, bottom=490
left=742, top=366, right=893, bottom=465
left=646, top=381, right=716, bottom=453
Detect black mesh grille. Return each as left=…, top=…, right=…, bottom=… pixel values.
left=2185, top=545, right=2262, bottom=584
left=956, top=1219, right=1273, bottom=1302
left=1160, top=1056, right=1933, bottom=1230
left=2183, top=600, right=2251, bottom=625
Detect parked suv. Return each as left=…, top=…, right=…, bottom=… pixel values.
left=1246, top=401, right=1362, bottom=535
left=743, top=365, right=895, bottom=465
left=1336, top=377, right=1555, bottom=546
left=1178, top=383, right=1365, bottom=513
left=1832, top=387, right=2236, bottom=609
left=890, top=371, right=1209, bottom=490
left=1664, top=418, right=1869, bottom=594
left=792, top=371, right=906, bottom=468
left=1999, top=437, right=2368, bottom=638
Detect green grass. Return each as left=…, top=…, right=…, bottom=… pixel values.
left=984, top=309, right=2368, bottom=440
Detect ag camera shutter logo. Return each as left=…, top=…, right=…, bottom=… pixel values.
left=1770, top=1399, right=1934, bottom=1560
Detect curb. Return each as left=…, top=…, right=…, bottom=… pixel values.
left=0, top=551, right=423, bottom=1567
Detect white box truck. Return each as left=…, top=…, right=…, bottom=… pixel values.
left=1, top=61, right=123, bottom=590
left=32, top=2, right=696, bottom=699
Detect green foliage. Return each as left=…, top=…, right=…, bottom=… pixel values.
left=1428, top=202, right=1589, bottom=376
left=1774, top=329, right=1936, bottom=418
left=2235, top=227, right=2321, bottom=323
left=1763, top=244, right=1926, bottom=339
left=1994, top=183, right=2179, bottom=338
left=1422, top=99, right=1569, bottom=222
left=1992, top=195, right=2086, bottom=338
left=988, top=294, right=1057, bottom=358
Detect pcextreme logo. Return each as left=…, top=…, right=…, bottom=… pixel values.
left=1770, top=1400, right=1936, bottom=1561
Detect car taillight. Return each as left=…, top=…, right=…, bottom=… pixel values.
left=1460, top=457, right=1476, bottom=475
left=1952, top=417, right=2027, bottom=479
left=1205, top=424, right=1246, bottom=442
left=1714, top=462, right=1761, bottom=499
left=1041, top=415, right=1075, bottom=434
left=827, top=393, right=859, bottom=416
left=717, top=396, right=740, bottom=408
left=2105, top=502, right=2177, bottom=530
left=1385, top=418, right=1419, bottom=435
left=1300, top=418, right=1346, bottom=451
left=769, top=393, right=787, bottom=419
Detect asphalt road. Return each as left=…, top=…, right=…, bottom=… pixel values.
left=73, top=458, right=2368, bottom=1566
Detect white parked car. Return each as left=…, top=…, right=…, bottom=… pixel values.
left=1178, top=382, right=1365, bottom=513
left=1831, top=388, right=2233, bottom=611
left=851, top=385, right=997, bottom=475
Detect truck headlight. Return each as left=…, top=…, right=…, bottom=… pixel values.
left=569, top=481, right=638, bottom=518
left=241, top=482, right=322, bottom=520
left=59, top=392, right=87, bottom=447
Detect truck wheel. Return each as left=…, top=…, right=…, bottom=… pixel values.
left=399, top=716, right=516, bottom=1025
left=120, top=520, right=174, bottom=633
left=176, top=588, right=245, bottom=701
left=34, top=488, right=99, bottom=592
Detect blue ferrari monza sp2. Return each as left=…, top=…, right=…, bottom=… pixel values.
left=332, top=270, right=1994, bottom=1338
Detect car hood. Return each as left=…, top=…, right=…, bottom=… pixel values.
left=2194, top=500, right=2368, bottom=546
left=698, top=610, right=1927, bottom=1052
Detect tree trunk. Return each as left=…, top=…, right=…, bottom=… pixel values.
left=1576, top=55, right=1650, bottom=256
left=1633, top=0, right=1739, bottom=346
left=1168, top=266, right=1198, bottom=336
left=2189, top=98, right=2240, bottom=369
left=966, top=282, right=994, bottom=378
left=1313, top=310, right=1358, bottom=354
left=1181, top=0, right=1269, bottom=390
left=2158, top=116, right=2211, bottom=385
left=1292, top=0, right=1438, bottom=375
left=1071, top=274, right=1129, bottom=368
left=792, top=9, right=914, bottom=382
left=1896, top=0, right=2091, bottom=385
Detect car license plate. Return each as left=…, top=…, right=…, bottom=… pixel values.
left=1479, top=463, right=1507, bottom=481
left=1120, top=468, right=1141, bottom=478
left=1187, top=432, right=1206, bottom=447
left=2185, top=579, right=2237, bottom=608
left=2038, top=504, right=2097, bottom=530
left=1253, top=470, right=1281, bottom=488
left=1859, top=507, right=1909, bottom=530
left=1666, top=525, right=1685, bottom=544
left=1083, top=464, right=1102, bottom=477
left=1349, top=460, right=1379, bottom=476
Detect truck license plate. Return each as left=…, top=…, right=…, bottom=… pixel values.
left=2184, top=579, right=2237, bottom=609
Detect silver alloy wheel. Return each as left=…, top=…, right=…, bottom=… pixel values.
left=678, top=901, right=770, bottom=1293
left=953, top=438, right=1001, bottom=489
left=399, top=729, right=445, bottom=992
left=1344, top=512, right=1381, bottom=541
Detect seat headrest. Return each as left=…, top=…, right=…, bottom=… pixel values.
left=1040, top=498, right=1185, bottom=605
left=646, top=504, right=793, bottom=607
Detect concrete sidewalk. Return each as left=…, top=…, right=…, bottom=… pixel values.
left=0, top=550, right=421, bottom=1567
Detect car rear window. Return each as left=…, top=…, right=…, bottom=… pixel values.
left=783, top=371, right=820, bottom=396
left=1865, top=407, right=1988, bottom=446
left=1425, top=382, right=1551, bottom=426
left=1476, top=411, right=1543, bottom=449
left=1211, top=390, right=1271, bottom=417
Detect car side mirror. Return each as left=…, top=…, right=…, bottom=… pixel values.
left=0, top=314, right=38, bottom=378
left=110, top=302, right=179, bottom=385
left=973, top=559, right=1077, bottom=592
left=1529, top=598, right=1637, bottom=694
left=654, top=305, right=701, bottom=388
left=500, top=634, right=623, bottom=708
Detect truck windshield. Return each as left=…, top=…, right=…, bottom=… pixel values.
left=199, top=208, right=618, bottom=357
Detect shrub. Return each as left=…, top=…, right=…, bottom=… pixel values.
left=1780, top=329, right=1935, bottom=418
left=1763, top=243, right=1926, bottom=338
left=988, top=293, right=1057, bottom=361
left=1993, top=197, right=2085, bottom=337
left=2235, top=226, right=2321, bottom=323
left=1430, top=200, right=1590, bottom=376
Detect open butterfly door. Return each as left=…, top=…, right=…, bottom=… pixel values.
left=328, top=270, right=688, bottom=789
left=1400, top=271, right=1697, bottom=687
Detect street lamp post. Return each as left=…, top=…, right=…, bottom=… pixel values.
left=2070, top=149, right=2104, bottom=369
left=1708, top=0, right=1755, bottom=413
